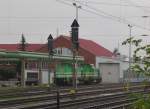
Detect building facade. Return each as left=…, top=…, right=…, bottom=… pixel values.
left=0, top=35, right=142, bottom=84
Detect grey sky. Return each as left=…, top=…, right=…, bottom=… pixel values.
left=0, top=0, right=150, bottom=56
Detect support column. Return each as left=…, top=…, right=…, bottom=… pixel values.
left=48, top=57, right=51, bottom=86
left=48, top=55, right=53, bottom=86
left=72, top=49, right=77, bottom=89
left=21, top=59, right=25, bottom=87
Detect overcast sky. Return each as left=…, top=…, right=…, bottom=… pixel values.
left=0, top=0, right=150, bottom=56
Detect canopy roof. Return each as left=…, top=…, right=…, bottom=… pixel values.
left=0, top=50, right=84, bottom=61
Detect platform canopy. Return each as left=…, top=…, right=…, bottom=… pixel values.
left=0, top=50, right=84, bottom=62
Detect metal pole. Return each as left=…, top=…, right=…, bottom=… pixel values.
left=76, top=6, right=78, bottom=21
left=75, top=50, right=78, bottom=89
left=75, top=51, right=78, bottom=89
left=71, top=19, right=79, bottom=90
left=128, top=24, right=132, bottom=83
left=56, top=89, right=60, bottom=109
left=48, top=55, right=51, bottom=87
left=47, top=34, right=53, bottom=89
left=73, top=3, right=81, bottom=22
left=73, top=48, right=77, bottom=89
left=21, top=58, right=25, bottom=87
left=38, top=60, right=42, bottom=85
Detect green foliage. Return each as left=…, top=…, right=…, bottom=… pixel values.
left=122, top=37, right=142, bottom=47
left=122, top=37, right=150, bottom=109
left=123, top=37, right=150, bottom=77
left=19, top=34, right=28, bottom=51
left=129, top=93, right=150, bottom=109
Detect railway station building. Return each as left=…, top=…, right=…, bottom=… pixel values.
left=37, top=35, right=141, bottom=83
left=0, top=35, right=141, bottom=86
left=36, top=35, right=124, bottom=83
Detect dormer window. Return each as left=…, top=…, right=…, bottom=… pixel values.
left=54, top=47, right=72, bottom=56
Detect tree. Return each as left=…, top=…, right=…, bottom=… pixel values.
left=19, top=34, right=28, bottom=51
left=122, top=37, right=150, bottom=109
left=18, top=34, right=28, bottom=86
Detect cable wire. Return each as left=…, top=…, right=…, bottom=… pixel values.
left=125, top=0, right=150, bottom=13
left=74, top=0, right=150, bottom=8
left=60, top=0, right=150, bottom=31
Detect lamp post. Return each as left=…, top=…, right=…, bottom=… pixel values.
left=47, top=34, right=53, bottom=87
left=71, top=19, right=79, bottom=89
left=128, top=24, right=132, bottom=83
left=73, top=3, right=81, bottom=21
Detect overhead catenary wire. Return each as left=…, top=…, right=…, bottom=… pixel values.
left=125, top=0, right=150, bottom=13
left=0, top=32, right=149, bottom=37
left=64, top=0, right=127, bottom=21
left=74, top=0, right=150, bottom=9
left=63, top=0, right=150, bottom=26
left=2, top=0, right=149, bottom=31
left=124, top=0, right=150, bottom=29
left=58, top=0, right=150, bottom=31
left=0, top=16, right=96, bottom=19
left=56, top=0, right=118, bottom=20
left=58, top=0, right=121, bottom=21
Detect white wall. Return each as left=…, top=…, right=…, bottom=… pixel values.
left=25, top=69, right=39, bottom=81
left=25, top=69, right=54, bottom=84
left=96, top=57, right=120, bottom=83
left=96, top=56, right=130, bottom=78
left=42, top=70, right=48, bottom=84
left=95, top=56, right=120, bottom=68
left=41, top=70, right=54, bottom=84
left=119, top=61, right=129, bottom=80
left=95, top=56, right=145, bottom=83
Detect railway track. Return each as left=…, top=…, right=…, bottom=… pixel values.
left=2, top=89, right=148, bottom=109
left=0, top=83, right=149, bottom=109
left=0, top=84, right=145, bottom=106
left=61, top=90, right=149, bottom=109
left=0, top=82, right=144, bottom=99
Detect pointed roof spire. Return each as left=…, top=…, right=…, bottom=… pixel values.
left=48, top=34, right=53, bottom=40
left=71, top=19, right=79, bottom=27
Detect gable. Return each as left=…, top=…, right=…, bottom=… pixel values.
left=63, top=36, right=113, bottom=57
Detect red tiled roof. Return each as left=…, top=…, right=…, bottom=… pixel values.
left=63, top=36, right=113, bottom=57
left=0, top=36, right=114, bottom=57
left=0, top=44, right=44, bottom=52
left=80, top=39, right=113, bottom=57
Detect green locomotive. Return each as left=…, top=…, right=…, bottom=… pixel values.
left=55, top=63, right=101, bottom=85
